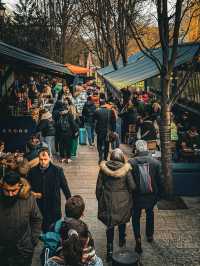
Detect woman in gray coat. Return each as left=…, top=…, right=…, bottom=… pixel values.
left=96, top=148, right=136, bottom=262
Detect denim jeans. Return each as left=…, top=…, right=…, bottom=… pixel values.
left=85, top=123, right=95, bottom=145
left=132, top=207, right=154, bottom=239
left=106, top=224, right=126, bottom=244
left=43, top=136, right=55, bottom=157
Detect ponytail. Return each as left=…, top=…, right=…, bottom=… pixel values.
left=63, top=234, right=82, bottom=266
left=61, top=219, right=92, bottom=266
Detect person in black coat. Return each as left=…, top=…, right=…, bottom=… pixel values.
left=57, top=103, right=78, bottom=163
left=27, top=148, right=71, bottom=232
left=94, top=99, right=116, bottom=163
left=0, top=172, right=42, bottom=266
left=82, top=96, right=96, bottom=146
left=52, top=100, right=64, bottom=154
left=128, top=140, right=163, bottom=254
left=119, top=102, right=138, bottom=143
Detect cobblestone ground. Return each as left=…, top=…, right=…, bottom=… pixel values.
left=32, top=145, right=200, bottom=266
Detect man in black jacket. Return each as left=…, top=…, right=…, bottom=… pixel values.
left=94, top=99, right=116, bottom=163
left=82, top=96, right=96, bottom=147
left=129, top=140, right=163, bottom=254
left=27, top=147, right=71, bottom=232
left=0, top=171, right=42, bottom=266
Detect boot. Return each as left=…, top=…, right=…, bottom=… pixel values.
left=147, top=235, right=154, bottom=243
left=135, top=238, right=143, bottom=254
left=119, top=237, right=126, bottom=248
left=106, top=243, right=113, bottom=262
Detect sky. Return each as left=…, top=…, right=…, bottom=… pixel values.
left=5, top=0, right=17, bottom=10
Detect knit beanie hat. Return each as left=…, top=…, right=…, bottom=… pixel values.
left=135, top=140, right=148, bottom=152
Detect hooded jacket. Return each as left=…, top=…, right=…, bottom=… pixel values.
left=0, top=178, right=42, bottom=256
left=96, top=161, right=136, bottom=227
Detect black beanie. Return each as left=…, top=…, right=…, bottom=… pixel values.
left=4, top=171, right=20, bottom=185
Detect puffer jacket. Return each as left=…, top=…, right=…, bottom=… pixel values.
left=96, top=161, right=136, bottom=227
left=0, top=178, right=42, bottom=256
left=82, top=101, right=96, bottom=124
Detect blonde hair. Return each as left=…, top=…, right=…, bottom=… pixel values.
left=152, top=102, right=161, bottom=111
left=110, top=148, right=125, bottom=163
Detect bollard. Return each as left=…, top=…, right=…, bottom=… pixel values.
left=112, top=249, right=140, bottom=266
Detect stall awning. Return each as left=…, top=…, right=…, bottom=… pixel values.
left=65, top=64, right=89, bottom=75
left=0, top=41, right=74, bottom=78
left=98, top=43, right=200, bottom=89
left=97, top=51, right=143, bottom=76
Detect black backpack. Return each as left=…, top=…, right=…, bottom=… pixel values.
left=59, top=115, right=71, bottom=134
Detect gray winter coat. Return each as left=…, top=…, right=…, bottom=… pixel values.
left=129, top=151, right=164, bottom=209
left=0, top=178, right=42, bottom=256
left=96, top=160, right=136, bottom=227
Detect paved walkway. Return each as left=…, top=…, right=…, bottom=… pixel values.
left=33, top=145, right=200, bottom=266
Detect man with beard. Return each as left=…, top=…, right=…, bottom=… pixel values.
left=0, top=171, right=42, bottom=266
left=27, top=147, right=71, bottom=232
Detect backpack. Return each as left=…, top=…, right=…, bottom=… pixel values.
left=40, top=219, right=63, bottom=260
left=59, top=115, right=71, bottom=134
left=136, top=162, right=153, bottom=194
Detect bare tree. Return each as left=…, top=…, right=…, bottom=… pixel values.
left=126, top=0, right=200, bottom=196
left=80, top=0, right=139, bottom=68
left=53, top=0, right=84, bottom=63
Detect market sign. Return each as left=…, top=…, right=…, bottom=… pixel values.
left=0, top=116, right=37, bottom=152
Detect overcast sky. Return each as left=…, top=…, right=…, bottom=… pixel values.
left=5, top=0, right=17, bottom=9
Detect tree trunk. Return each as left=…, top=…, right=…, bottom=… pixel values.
left=109, top=46, right=118, bottom=70
left=61, top=28, right=66, bottom=64
left=160, top=74, right=173, bottom=197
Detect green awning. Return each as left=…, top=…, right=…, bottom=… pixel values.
left=98, top=43, right=200, bottom=90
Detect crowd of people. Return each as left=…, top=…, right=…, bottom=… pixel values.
left=116, top=89, right=200, bottom=162
left=0, top=75, right=199, bottom=266
left=0, top=141, right=164, bottom=266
